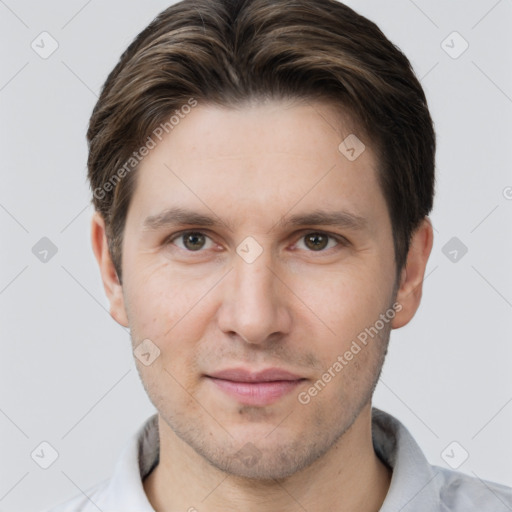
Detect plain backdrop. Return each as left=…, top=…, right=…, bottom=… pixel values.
left=1, top=0, right=511, bottom=510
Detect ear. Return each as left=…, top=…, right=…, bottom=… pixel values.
left=90, top=211, right=129, bottom=327
left=391, top=217, right=434, bottom=329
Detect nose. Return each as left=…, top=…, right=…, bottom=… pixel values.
left=216, top=248, right=292, bottom=345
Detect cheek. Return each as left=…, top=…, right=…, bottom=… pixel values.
left=125, top=263, right=228, bottom=400
left=124, top=259, right=215, bottom=342
left=288, top=262, right=392, bottom=346
left=127, top=270, right=207, bottom=391
left=136, top=353, right=202, bottom=423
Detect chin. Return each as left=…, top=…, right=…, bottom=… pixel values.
left=213, top=443, right=320, bottom=481
left=184, top=424, right=337, bottom=482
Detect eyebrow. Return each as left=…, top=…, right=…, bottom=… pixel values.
left=142, top=206, right=368, bottom=233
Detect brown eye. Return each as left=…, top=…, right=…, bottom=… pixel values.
left=294, top=232, right=342, bottom=253
left=183, top=232, right=206, bottom=250
left=169, top=231, right=214, bottom=252
left=304, top=232, right=329, bottom=251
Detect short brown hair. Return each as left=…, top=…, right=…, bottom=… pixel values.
left=87, top=0, right=435, bottom=282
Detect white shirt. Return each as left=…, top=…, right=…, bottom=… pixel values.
left=43, top=408, right=512, bottom=511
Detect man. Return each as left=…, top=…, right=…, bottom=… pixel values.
left=45, top=0, right=512, bottom=510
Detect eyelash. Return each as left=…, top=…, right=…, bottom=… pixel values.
left=165, top=230, right=348, bottom=255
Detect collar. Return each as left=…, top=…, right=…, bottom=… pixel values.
left=372, top=408, right=442, bottom=511
left=102, top=407, right=442, bottom=511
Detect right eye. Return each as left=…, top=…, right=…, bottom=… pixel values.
left=166, top=231, right=216, bottom=252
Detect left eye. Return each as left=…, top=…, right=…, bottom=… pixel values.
left=295, top=232, right=341, bottom=252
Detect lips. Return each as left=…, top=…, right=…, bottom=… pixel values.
left=206, top=367, right=306, bottom=406
left=208, top=367, right=304, bottom=382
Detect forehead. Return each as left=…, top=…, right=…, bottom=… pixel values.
left=127, top=100, right=388, bottom=233
left=164, top=99, right=369, bottom=166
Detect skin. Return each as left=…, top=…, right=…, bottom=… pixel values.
left=92, top=99, right=433, bottom=512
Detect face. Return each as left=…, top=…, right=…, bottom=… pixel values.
left=102, top=100, right=407, bottom=479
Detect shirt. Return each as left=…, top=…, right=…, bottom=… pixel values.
left=43, top=407, right=512, bottom=511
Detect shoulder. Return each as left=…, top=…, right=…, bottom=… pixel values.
left=40, top=414, right=159, bottom=512
left=41, top=479, right=110, bottom=512
left=435, top=465, right=512, bottom=511
left=371, top=408, right=512, bottom=511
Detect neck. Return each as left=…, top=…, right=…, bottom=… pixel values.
left=143, top=405, right=392, bottom=512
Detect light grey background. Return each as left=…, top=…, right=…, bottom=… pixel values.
left=1, top=1, right=511, bottom=510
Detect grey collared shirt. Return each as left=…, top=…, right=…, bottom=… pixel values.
left=43, top=408, right=512, bottom=511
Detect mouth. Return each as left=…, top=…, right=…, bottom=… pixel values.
left=205, top=367, right=307, bottom=406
